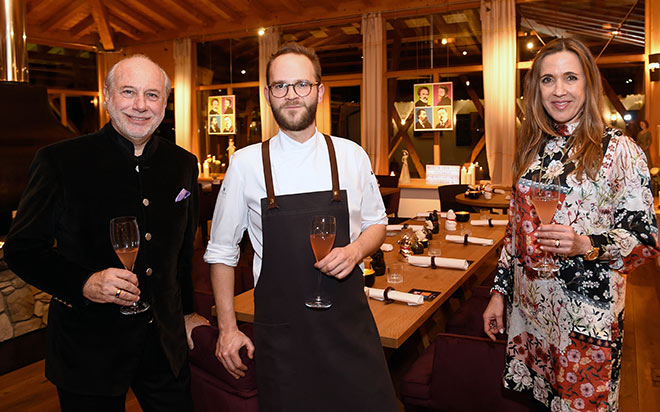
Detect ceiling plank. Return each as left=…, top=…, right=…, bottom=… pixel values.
left=194, top=0, right=239, bottom=21
left=108, top=16, right=141, bottom=41
left=105, top=1, right=158, bottom=33
left=118, top=0, right=178, bottom=30
left=89, top=0, right=115, bottom=50
left=158, top=0, right=205, bottom=25
left=26, top=0, right=62, bottom=21
left=71, top=16, right=96, bottom=39
left=41, top=0, right=88, bottom=32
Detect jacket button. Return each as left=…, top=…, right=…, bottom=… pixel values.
left=143, top=198, right=150, bottom=206
left=145, top=268, right=153, bottom=276
left=145, top=232, right=152, bottom=241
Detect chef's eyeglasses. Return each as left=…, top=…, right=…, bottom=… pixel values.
left=268, top=81, right=319, bottom=98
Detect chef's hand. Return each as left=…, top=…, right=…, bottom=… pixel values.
left=184, top=313, right=210, bottom=350
left=482, top=293, right=505, bottom=342
left=82, top=268, right=140, bottom=305
left=315, top=243, right=362, bottom=280
left=216, top=328, right=254, bottom=380
left=534, top=224, right=591, bottom=257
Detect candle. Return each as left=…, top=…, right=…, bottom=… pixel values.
left=203, top=160, right=210, bottom=178
left=460, top=166, right=467, bottom=184
left=197, top=162, right=201, bottom=177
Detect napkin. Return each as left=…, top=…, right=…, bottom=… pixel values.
left=470, top=219, right=508, bottom=226
left=493, top=188, right=506, bottom=194
left=364, top=287, right=424, bottom=305
left=386, top=224, right=424, bottom=232
left=380, top=243, right=394, bottom=252
left=445, top=234, right=494, bottom=246
left=407, top=255, right=469, bottom=270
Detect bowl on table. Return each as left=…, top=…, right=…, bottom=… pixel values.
left=455, top=211, right=470, bottom=222
left=465, top=190, right=481, bottom=199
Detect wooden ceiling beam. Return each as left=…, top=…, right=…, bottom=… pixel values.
left=108, top=16, right=141, bottom=41
left=195, top=0, right=240, bottom=21
left=105, top=2, right=158, bottom=33
left=118, top=0, right=178, bottom=30
left=159, top=0, right=205, bottom=25
left=27, top=0, right=62, bottom=21
left=71, top=16, right=96, bottom=39
left=41, top=0, right=87, bottom=32
left=89, top=0, right=115, bottom=50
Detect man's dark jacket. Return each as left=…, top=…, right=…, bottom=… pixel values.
left=4, top=123, right=199, bottom=396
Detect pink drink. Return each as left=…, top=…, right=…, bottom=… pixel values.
left=532, top=198, right=558, bottom=224
left=310, top=234, right=335, bottom=261
left=116, top=247, right=138, bottom=270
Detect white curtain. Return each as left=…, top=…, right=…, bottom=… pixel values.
left=259, top=28, right=280, bottom=141
left=361, top=13, right=388, bottom=174
left=173, top=38, right=194, bottom=152
left=481, top=0, right=516, bottom=186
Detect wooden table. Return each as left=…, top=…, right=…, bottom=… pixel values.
left=233, top=215, right=506, bottom=348
left=455, top=191, right=510, bottom=210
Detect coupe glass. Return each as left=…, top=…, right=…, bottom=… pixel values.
left=305, top=216, right=336, bottom=309
left=110, top=216, right=150, bottom=315
left=530, top=173, right=560, bottom=274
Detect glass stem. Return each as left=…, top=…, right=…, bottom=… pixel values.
left=315, top=270, right=323, bottom=300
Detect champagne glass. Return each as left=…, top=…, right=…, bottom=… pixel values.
left=530, top=173, right=560, bottom=274
left=110, top=216, right=150, bottom=315
left=305, top=215, right=336, bottom=309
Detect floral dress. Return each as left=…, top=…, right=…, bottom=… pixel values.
left=492, top=125, right=659, bottom=412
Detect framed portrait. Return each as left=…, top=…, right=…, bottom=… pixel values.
left=209, top=95, right=235, bottom=135
left=412, top=82, right=453, bottom=131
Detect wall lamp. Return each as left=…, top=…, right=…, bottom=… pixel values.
left=650, top=53, right=660, bottom=82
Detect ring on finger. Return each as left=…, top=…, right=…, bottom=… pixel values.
left=115, top=289, right=121, bottom=298
left=555, top=239, right=561, bottom=248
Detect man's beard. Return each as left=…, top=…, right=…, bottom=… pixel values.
left=271, top=100, right=318, bottom=132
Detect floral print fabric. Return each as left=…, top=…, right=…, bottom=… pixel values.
left=493, top=127, right=659, bottom=411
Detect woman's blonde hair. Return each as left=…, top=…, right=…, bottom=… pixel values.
left=513, top=38, right=605, bottom=183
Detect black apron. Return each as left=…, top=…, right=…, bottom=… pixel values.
left=254, top=134, right=398, bottom=412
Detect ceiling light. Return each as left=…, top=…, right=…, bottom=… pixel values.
left=241, top=69, right=246, bottom=74
left=610, top=113, right=618, bottom=122
left=441, top=38, right=448, bottom=45
left=527, top=41, right=533, bottom=49
left=623, top=114, right=632, bottom=121
left=465, top=80, right=470, bottom=86
left=462, top=50, right=467, bottom=55
left=258, top=28, right=265, bottom=36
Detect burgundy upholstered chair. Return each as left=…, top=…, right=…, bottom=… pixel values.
left=444, top=285, right=506, bottom=339
left=189, top=324, right=258, bottom=412
left=400, top=333, right=533, bottom=411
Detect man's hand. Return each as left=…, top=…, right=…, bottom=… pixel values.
left=184, top=312, right=210, bottom=350
left=482, top=293, right=505, bottom=341
left=314, top=243, right=362, bottom=279
left=215, top=328, right=255, bottom=380
left=82, top=268, right=140, bottom=304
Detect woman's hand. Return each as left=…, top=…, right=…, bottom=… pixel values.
left=535, top=224, right=591, bottom=257
left=483, top=294, right=505, bottom=341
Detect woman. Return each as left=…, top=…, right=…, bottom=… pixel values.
left=637, top=119, right=653, bottom=168
left=482, top=38, right=659, bottom=411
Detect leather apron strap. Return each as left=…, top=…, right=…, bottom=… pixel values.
left=261, top=133, right=341, bottom=209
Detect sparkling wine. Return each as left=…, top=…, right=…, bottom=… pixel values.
left=310, top=234, right=335, bottom=261
left=531, top=197, right=558, bottom=224
left=115, top=247, right=138, bottom=271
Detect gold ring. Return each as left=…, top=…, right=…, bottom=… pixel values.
left=115, top=289, right=121, bottom=298
left=555, top=239, right=561, bottom=248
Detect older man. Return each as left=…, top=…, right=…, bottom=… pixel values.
left=5, top=55, right=207, bottom=412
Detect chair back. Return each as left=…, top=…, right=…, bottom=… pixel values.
left=375, top=175, right=399, bottom=187
left=437, top=184, right=476, bottom=212
left=376, top=175, right=401, bottom=218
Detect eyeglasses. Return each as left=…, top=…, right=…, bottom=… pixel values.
left=268, top=81, right=320, bottom=98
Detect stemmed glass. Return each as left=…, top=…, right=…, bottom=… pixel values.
left=110, top=216, right=150, bottom=315
left=530, top=173, right=560, bottom=274
left=305, top=215, right=336, bottom=309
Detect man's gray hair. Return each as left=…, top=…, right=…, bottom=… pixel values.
left=104, top=54, right=171, bottom=98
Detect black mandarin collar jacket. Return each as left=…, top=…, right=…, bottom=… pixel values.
left=5, top=122, right=199, bottom=394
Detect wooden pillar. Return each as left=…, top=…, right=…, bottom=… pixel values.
left=173, top=38, right=195, bottom=153
left=646, top=0, right=660, bottom=166
left=96, top=51, right=122, bottom=126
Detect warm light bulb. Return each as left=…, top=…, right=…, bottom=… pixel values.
left=527, top=41, right=533, bottom=49
left=623, top=114, right=632, bottom=121
left=462, top=50, right=467, bottom=55
left=258, top=28, right=265, bottom=36
left=441, top=38, right=448, bottom=45
left=610, top=113, right=618, bottom=122
left=465, top=80, right=470, bottom=86
left=241, top=69, right=246, bottom=74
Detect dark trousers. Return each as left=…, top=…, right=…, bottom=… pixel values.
left=57, top=322, right=193, bottom=412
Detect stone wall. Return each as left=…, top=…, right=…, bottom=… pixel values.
left=0, top=249, right=50, bottom=342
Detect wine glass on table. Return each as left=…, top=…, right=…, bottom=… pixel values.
left=110, top=216, right=150, bottom=315
left=530, top=173, right=560, bottom=275
left=305, top=215, right=336, bottom=309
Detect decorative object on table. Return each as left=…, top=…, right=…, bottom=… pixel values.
left=400, top=150, right=411, bottom=184
left=408, top=288, right=441, bottom=302
left=364, top=286, right=424, bottom=305
left=455, top=211, right=470, bottom=222
left=411, top=240, right=424, bottom=255
left=227, top=138, right=236, bottom=158
left=465, top=189, right=481, bottom=199
left=363, top=268, right=376, bottom=287
left=370, top=249, right=386, bottom=276
left=445, top=210, right=457, bottom=231
left=397, top=228, right=415, bottom=257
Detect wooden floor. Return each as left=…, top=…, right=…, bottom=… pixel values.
left=0, top=262, right=658, bottom=412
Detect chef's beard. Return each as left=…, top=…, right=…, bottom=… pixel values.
left=271, top=100, right=318, bottom=132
